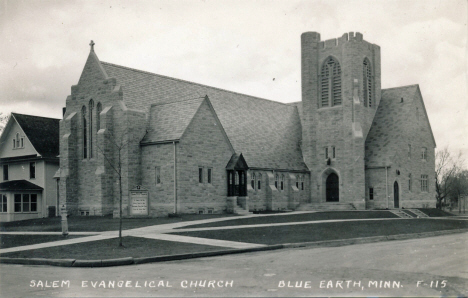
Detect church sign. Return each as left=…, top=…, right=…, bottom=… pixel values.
left=130, top=186, right=149, bottom=216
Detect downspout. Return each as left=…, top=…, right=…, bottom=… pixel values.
left=385, top=166, right=389, bottom=209
left=173, top=141, right=177, bottom=214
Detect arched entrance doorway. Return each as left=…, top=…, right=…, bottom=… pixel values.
left=394, top=181, right=399, bottom=208
left=326, top=173, right=339, bottom=202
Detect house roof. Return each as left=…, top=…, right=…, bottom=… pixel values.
left=0, top=180, right=43, bottom=191
left=101, top=61, right=308, bottom=171
left=12, top=113, right=60, bottom=159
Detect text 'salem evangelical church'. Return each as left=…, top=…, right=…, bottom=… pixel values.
left=57, top=32, right=436, bottom=217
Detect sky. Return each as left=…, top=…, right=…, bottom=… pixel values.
left=0, top=0, right=467, bottom=161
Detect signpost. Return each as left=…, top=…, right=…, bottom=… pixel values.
left=130, top=186, right=149, bottom=216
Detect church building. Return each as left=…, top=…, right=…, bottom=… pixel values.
left=58, top=32, right=436, bottom=217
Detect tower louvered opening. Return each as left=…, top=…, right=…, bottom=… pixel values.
left=363, top=58, right=372, bottom=107
left=321, top=57, right=342, bottom=107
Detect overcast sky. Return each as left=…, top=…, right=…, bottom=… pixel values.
left=0, top=0, right=467, bottom=160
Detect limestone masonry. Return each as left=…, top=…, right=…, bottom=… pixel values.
left=58, top=32, right=436, bottom=217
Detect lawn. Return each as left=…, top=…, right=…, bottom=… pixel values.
left=0, top=235, right=84, bottom=249
left=171, top=218, right=468, bottom=245
left=177, top=211, right=399, bottom=229
left=1, top=236, right=222, bottom=260
left=0, top=214, right=235, bottom=232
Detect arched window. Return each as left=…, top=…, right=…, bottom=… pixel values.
left=363, top=58, right=372, bottom=107
left=296, top=175, right=299, bottom=188
left=301, top=176, right=304, bottom=190
left=82, top=106, right=87, bottom=159
left=96, top=102, right=102, bottom=134
left=280, top=174, right=285, bottom=190
left=321, top=57, right=342, bottom=107
left=275, top=174, right=279, bottom=189
left=16, top=133, right=20, bottom=148
left=251, top=172, right=256, bottom=189
left=257, top=173, right=262, bottom=190
left=89, top=99, right=94, bottom=158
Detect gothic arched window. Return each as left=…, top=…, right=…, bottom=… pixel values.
left=89, top=99, right=94, bottom=158
left=251, top=173, right=256, bottom=189
left=257, top=173, right=262, bottom=190
left=82, top=106, right=87, bottom=159
left=275, top=174, right=279, bottom=189
left=321, top=57, right=342, bottom=107
left=280, top=174, right=285, bottom=190
left=96, top=102, right=102, bottom=134
left=363, top=58, right=372, bottom=107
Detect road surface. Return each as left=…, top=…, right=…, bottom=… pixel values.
left=1, top=232, right=467, bottom=297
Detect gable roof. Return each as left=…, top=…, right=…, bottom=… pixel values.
left=12, top=113, right=60, bottom=158
left=365, top=84, right=436, bottom=167
left=100, top=61, right=308, bottom=171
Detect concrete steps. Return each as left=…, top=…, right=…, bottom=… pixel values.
left=296, top=203, right=356, bottom=211
left=390, top=210, right=413, bottom=218
left=408, top=209, right=429, bottom=218
left=233, top=206, right=252, bottom=216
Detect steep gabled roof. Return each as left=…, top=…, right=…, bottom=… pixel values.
left=100, top=61, right=307, bottom=171
left=12, top=113, right=60, bottom=158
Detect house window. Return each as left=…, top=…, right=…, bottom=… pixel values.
left=82, top=106, right=87, bottom=159
left=408, top=174, right=412, bottom=191
left=251, top=173, right=256, bottom=189
left=421, top=147, right=427, bottom=160
left=14, top=194, right=37, bottom=213
left=198, top=167, right=203, bottom=183
left=280, top=174, right=284, bottom=190
left=30, top=162, right=36, bottom=179
left=89, top=99, right=94, bottom=158
left=21, top=137, right=24, bottom=148
left=369, top=187, right=374, bottom=200
left=16, top=133, right=20, bottom=148
left=275, top=174, right=279, bottom=189
left=332, top=146, right=336, bottom=159
left=421, top=174, right=428, bottom=192
left=321, top=56, right=342, bottom=107
left=198, top=209, right=204, bottom=214
left=207, top=168, right=212, bottom=184
left=363, top=58, right=372, bottom=107
left=257, top=173, right=262, bottom=190
left=12, top=139, right=15, bottom=149
left=408, top=144, right=411, bottom=159
left=325, top=147, right=329, bottom=159
left=155, top=166, right=161, bottom=184
left=1, top=194, right=7, bottom=212
left=3, top=165, right=8, bottom=181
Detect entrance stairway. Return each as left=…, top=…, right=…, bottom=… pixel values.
left=296, top=203, right=356, bottom=211
left=408, top=209, right=429, bottom=218
left=390, top=210, right=413, bottom=218
left=233, top=205, right=252, bottom=215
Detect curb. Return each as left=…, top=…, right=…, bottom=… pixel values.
left=1, top=229, right=467, bottom=268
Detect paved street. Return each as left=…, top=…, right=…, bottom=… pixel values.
left=1, top=232, right=467, bottom=297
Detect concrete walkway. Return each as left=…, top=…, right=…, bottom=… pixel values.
left=0, top=211, right=462, bottom=254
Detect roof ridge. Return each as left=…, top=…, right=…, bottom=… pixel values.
left=382, top=84, right=419, bottom=92
left=150, top=96, right=205, bottom=107
left=12, top=113, right=61, bottom=121
left=101, top=61, right=295, bottom=108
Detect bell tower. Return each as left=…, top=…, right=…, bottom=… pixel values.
left=301, top=32, right=381, bottom=208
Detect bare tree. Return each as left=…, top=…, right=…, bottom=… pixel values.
left=450, top=170, right=468, bottom=213
left=96, top=131, right=128, bottom=247
left=0, top=112, right=10, bottom=135
left=435, top=147, right=464, bottom=209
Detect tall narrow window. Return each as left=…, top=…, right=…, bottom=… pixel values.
left=82, top=106, right=87, bottom=159
left=369, top=188, right=374, bottom=200
left=301, top=176, right=304, bottom=190
left=30, top=162, right=36, bottom=179
left=421, top=174, right=428, bottom=192
left=280, top=174, right=284, bottom=190
left=96, top=102, right=102, bottom=134
left=155, top=167, right=161, bottom=184
left=363, top=58, right=372, bottom=107
left=198, top=167, right=203, bottom=183
left=12, top=139, right=15, bottom=149
left=251, top=173, right=255, bottom=189
left=257, top=173, right=262, bottom=190
left=275, top=174, right=279, bottom=189
left=325, top=147, right=329, bottom=159
left=296, top=175, right=299, bottom=188
left=421, top=147, right=427, bottom=160
left=21, top=137, right=24, bottom=148
left=16, top=133, right=20, bottom=148
left=332, top=146, right=336, bottom=159
left=14, top=194, right=21, bottom=212
left=408, top=174, right=412, bottom=191
left=31, top=194, right=37, bottom=212
left=207, top=168, right=212, bottom=184
left=3, top=165, right=8, bottom=181
left=89, top=100, right=94, bottom=158
left=321, top=57, right=342, bottom=107
left=1, top=194, right=6, bottom=212
left=22, top=194, right=30, bottom=212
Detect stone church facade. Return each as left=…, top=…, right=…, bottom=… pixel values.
left=58, top=32, right=436, bottom=217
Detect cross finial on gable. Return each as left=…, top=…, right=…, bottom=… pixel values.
left=89, top=40, right=95, bottom=52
